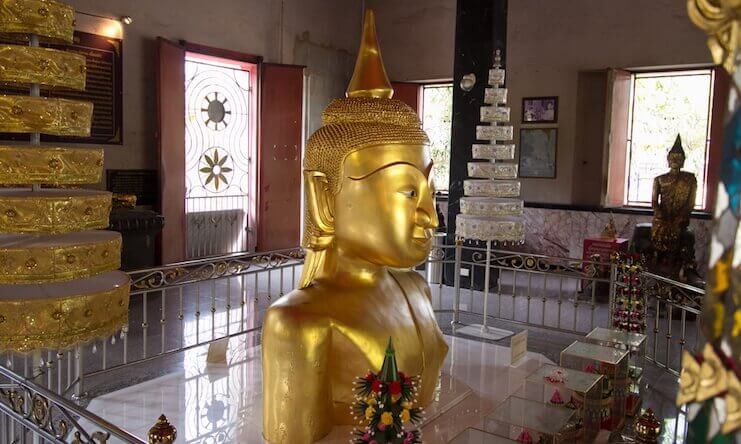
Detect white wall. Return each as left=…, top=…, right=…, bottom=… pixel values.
left=507, top=0, right=711, bottom=204
left=64, top=0, right=361, bottom=174
left=368, top=0, right=456, bottom=82
left=369, top=0, right=713, bottom=204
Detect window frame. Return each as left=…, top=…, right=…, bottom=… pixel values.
left=605, top=65, right=726, bottom=213
left=624, top=68, right=714, bottom=209
left=420, top=82, right=454, bottom=196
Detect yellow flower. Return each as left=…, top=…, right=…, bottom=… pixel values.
left=365, top=406, right=375, bottom=419
left=366, top=397, right=377, bottom=405
left=712, top=258, right=730, bottom=294
left=401, top=400, right=413, bottom=409
left=713, top=302, right=726, bottom=339
left=732, top=309, right=741, bottom=337
left=380, top=411, right=394, bottom=426
left=401, top=409, right=410, bottom=422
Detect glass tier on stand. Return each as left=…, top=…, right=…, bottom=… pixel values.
left=449, top=428, right=518, bottom=444
left=585, top=327, right=647, bottom=416
left=484, top=396, right=576, bottom=443
left=560, top=341, right=629, bottom=432
left=514, top=363, right=603, bottom=442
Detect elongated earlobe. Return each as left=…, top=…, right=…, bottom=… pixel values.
left=304, top=171, right=335, bottom=237
left=299, top=171, right=335, bottom=288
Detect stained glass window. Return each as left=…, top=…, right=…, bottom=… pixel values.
left=184, top=54, right=255, bottom=257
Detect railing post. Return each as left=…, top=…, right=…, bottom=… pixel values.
left=481, top=240, right=492, bottom=331
left=452, top=238, right=463, bottom=327
left=74, top=344, right=84, bottom=400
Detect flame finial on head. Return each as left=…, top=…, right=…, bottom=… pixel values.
left=669, top=134, right=686, bottom=157
left=346, top=10, right=394, bottom=99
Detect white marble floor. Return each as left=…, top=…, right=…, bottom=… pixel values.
left=82, top=334, right=552, bottom=443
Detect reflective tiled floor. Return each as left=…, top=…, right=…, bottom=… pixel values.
left=5, top=267, right=687, bottom=443
left=81, top=330, right=685, bottom=443
left=83, top=334, right=553, bottom=443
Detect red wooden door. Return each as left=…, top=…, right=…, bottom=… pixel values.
left=156, top=37, right=186, bottom=264
left=392, top=81, right=421, bottom=114
left=257, top=63, right=304, bottom=251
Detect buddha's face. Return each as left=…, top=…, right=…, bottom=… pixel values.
left=668, top=152, right=685, bottom=169
left=333, top=144, right=438, bottom=268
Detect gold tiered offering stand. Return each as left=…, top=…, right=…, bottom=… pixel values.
left=0, top=0, right=130, bottom=355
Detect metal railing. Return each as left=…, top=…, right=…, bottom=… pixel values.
left=635, top=270, right=704, bottom=376
left=428, top=242, right=612, bottom=335
left=0, top=244, right=702, bottom=442
left=0, top=363, right=145, bottom=443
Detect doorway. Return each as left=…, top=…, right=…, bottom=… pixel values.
left=183, top=52, right=257, bottom=258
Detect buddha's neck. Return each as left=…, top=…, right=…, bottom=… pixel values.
left=319, top=246, right=386, bottom=287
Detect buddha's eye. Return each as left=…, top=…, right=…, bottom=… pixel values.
left=400, top=189, right=417, bottom=199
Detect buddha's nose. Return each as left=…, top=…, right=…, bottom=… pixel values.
left=415, top=207, right=438, bottom=229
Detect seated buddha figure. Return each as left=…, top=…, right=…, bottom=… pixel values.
left=261, top=11, right=449, bottom=443
left=651, top=135, right=697, bottom=270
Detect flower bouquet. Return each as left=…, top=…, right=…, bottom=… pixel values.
left=351, top=338, right=424, bottom=444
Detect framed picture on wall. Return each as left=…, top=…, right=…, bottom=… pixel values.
left=519, top=128, right=557, bottom=178
left=522, top=96, right=558, bottom=123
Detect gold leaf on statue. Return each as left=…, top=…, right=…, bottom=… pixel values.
left=696, top=343, right=728, bottom=401
left=677, top=350, right=701, bottom=405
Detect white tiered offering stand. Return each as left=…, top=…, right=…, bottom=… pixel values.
left=454, top=50, right=524, bottom=341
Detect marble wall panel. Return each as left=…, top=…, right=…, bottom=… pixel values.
left=518, top=207, right=711, bottom=274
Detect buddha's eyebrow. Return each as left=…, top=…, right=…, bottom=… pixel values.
left=347, top=161, right=429, bottom=181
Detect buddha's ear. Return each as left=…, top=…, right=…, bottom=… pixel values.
left=304, top=170, right=335, bottom=235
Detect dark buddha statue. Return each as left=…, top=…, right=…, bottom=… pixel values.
left=637, top=135, right=700, bottom=281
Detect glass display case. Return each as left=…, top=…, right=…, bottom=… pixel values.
left=560, top=341, right=629, bottom=431
left=484, top=396, right=576, bottom=443
left=449, top=428, right=518, bottom=444
left=514, top=364, right=603, bottom=442
left=585, top=327, right=647, bottom=416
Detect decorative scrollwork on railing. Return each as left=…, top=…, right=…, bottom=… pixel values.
left=465, top=248, right=608, bottom=279
left=427, top=246, right=446, bottom=261
left=640, top=272, right=704, bottom=311
left=0, top=362, right=147, bottom=443
left=0, top=385, right=109, bottom=443
left=130, top=248, right=305, bottom=291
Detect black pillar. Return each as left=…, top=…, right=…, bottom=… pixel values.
left=444, top=0, right=508, bottom=289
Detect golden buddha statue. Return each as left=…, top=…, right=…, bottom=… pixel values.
left=261, top=10, right=449, bottom=443
left=651, top=135, right=697, bottom=270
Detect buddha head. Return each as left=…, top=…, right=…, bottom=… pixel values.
left=667, top=134, right=687, bottom=170
left=298, top=10, right=437, bottom=288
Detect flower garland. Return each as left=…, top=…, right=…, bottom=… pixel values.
left=350, top=339, right=424, bottom=444
left=611, top=252, right=647, bottom=333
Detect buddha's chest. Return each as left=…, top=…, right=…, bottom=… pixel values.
left=323, top=276, right=445, bottom=401
left=658, top=175, right=692, bottom=200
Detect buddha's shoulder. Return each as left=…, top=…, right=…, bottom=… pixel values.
left=264, top=287, right=328, bottom=320
left=262, top=289, right=331, bottom=346
left=679, top=171, right=697, bottom=181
